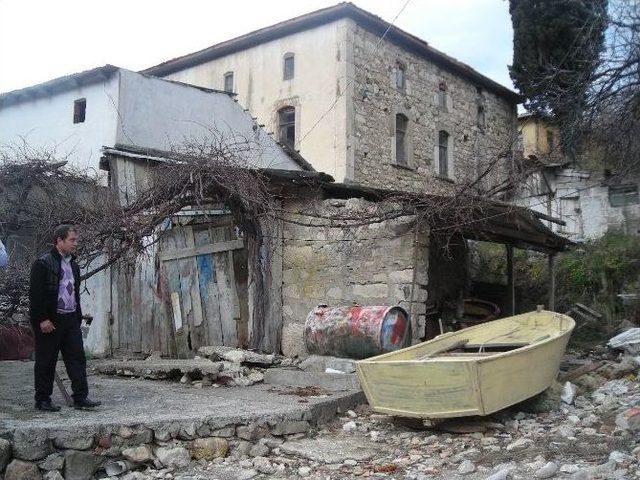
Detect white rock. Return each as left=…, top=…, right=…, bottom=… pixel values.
left=561, top=382, right=577, bottom=405
left=155, top=446, right=190, bottom=468
left=342, top=421, right=357, bottom=432
left=347, top=410, right=358, bottom=418
left=237, top=469, right=258, bottom=480
left=252, top=456, right=274, bottom=474
left=506, top=438, right=533, bottom=451
left=609, top=450, right=631, bottom=463
left=560, top=464, right=580, bottom=473
left=458, top=460, right=475, bottom=474
left=535, top=461, right=559, bottom=478
left=485, top=468, right=511, bottom=480
left=298, top=466, right=312, bottom=476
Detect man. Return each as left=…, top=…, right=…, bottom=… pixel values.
left=0, top=239, right=7, bottom=268
left=29, top=225, right=101, bottom=411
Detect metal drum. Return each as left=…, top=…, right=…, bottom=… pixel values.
left=304, top=305, right=412, bottom=359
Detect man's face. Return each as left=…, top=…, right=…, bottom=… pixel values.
left=56, top=231, right=78, bottom=256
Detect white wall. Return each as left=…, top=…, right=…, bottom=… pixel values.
left=162, top=20, right=346, bottom=179
left=518, top=169, right=640, bottom=240
left=0, top=76, right=120, bottom=182
left=117, top=70, right=302, bottom=170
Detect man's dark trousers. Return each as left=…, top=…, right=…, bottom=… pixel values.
left=34, top=312, right=88, bottom=403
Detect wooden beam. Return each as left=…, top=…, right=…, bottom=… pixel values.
left=548, top=253, right=556, bottom=311
left=159, top=239, right=244, bottom=262
left=506, top=245, right=515, bottom=315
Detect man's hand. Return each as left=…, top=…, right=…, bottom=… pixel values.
left=40, top=320, right=55, bottom=334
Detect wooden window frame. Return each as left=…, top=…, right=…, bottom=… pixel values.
left=278, top=106, right=296, bottom=147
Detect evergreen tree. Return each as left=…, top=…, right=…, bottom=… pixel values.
left=509, top=0, right=608, bottom=119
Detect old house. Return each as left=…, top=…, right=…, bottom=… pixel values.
left=143, top=2, right=520, bottom=194
left=0, top=11, right=568, bottom=359
left=516, top=113, right=640, bottom=240
left=0, top=65, right=306, bottom=183
left=0, top=66, right=308, bottom=356
left=98, top=142, right=570, bottom=358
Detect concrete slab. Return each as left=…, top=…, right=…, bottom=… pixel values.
left=279, top=437, right=381, bottom=463
left=263, top=368, right=361, bottom=390
left=0, top=361, right=364, bottom=436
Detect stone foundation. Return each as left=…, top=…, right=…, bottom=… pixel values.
left=0, top=393, right=363, bottom=480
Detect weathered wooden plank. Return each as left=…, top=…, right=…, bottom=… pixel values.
left=155, top=239, right=176, bottom=357
left=185, top=226, right=207, bottom=350
left=210, top=221, right=238, bottom=347
left=162, top=228, right=191, bottom=358
left=110, top=264, right=120, bottom=352
left=194, top=226, right=224, bottom=346
left=176, top=226, right=195, bottom=356
left=130, top=260, right=143, bottom=353
left=214, top=250, right=238, bottom=346
left=232, top=247, right=250, bottom=348
left=158, top=239, right=244, bottom=262
left=123, top=159, right=137, bottom=206
left=139, top=251, right=156, bottom=354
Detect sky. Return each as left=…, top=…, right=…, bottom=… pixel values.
left=0, top=0, right=515, bottom=94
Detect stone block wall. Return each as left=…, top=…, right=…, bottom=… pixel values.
left=349, top=23, right=518, bottom=194
left=280, top=196, right=429, bottom=357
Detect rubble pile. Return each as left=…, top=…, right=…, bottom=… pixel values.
left=76, top=349, right=640, bottom=480
left=93, top=347, right=293, bottom=388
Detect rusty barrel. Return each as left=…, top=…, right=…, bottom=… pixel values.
left=304, top=305, right=411, bottom=359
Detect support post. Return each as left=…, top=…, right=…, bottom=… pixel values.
left=506, top=244, right=515, bottom=315
left=548, top=253, right=556, bottom=311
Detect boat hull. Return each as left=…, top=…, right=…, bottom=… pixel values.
left=355, top=310, right=574, bottom=418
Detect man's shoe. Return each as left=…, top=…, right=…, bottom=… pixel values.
left=73, top=398, right=102, bottom=410
left=35, top=400, right=61, bottom=412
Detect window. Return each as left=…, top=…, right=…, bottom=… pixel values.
left=283, top=53, right=294, bottom=80
left=546, top=129, right=554, bottom=153
left=395, top=114, right=408, bottom=165
left=223, top=72, right=234, bottom=93
left=438, top=130, right=449, bottom=177
left=395, top=63, right=406, bottom=91
left=438, top=82, right=447, bottom=110
left=609, top=184, right=639, bottom=207
left=73, top=98, right=86, bottom=124
left=278, top=106, right=295, bottom=146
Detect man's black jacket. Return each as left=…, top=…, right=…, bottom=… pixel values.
left=29, top=248, right=82, bottom=328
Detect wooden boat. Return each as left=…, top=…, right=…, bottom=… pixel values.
left=355, top=310, right=574, bottom=419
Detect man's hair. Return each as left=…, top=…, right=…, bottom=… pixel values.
left=53, top=225, right=77, bottom=244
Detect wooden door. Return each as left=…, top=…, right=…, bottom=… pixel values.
left=159, top=216, right=249, bottom=357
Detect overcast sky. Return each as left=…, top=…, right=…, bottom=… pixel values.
left=0, top=0, right=515, bottom=94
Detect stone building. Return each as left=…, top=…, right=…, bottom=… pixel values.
left=516, top=113, right=640, bottom=240
left=100, top=146, right=569, bottom=357
left=143, top=2, right=520, bottom=194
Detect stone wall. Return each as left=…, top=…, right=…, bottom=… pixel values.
left=349, top=23, right=518, bottom=194
left=0, top=414, right=331, bottom=480
left=280, top=195, right=429, bottom=357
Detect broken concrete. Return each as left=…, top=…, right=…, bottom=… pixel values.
left=197, top=346, right=277, bottom=367
left=279, top=437, right=380, bottom=464
left=263, top=368, right=360, bottom=390
left=0, top=360, right=364, bottom=479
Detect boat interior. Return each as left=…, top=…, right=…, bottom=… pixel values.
left=363, top=311, right=574, bottom=363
